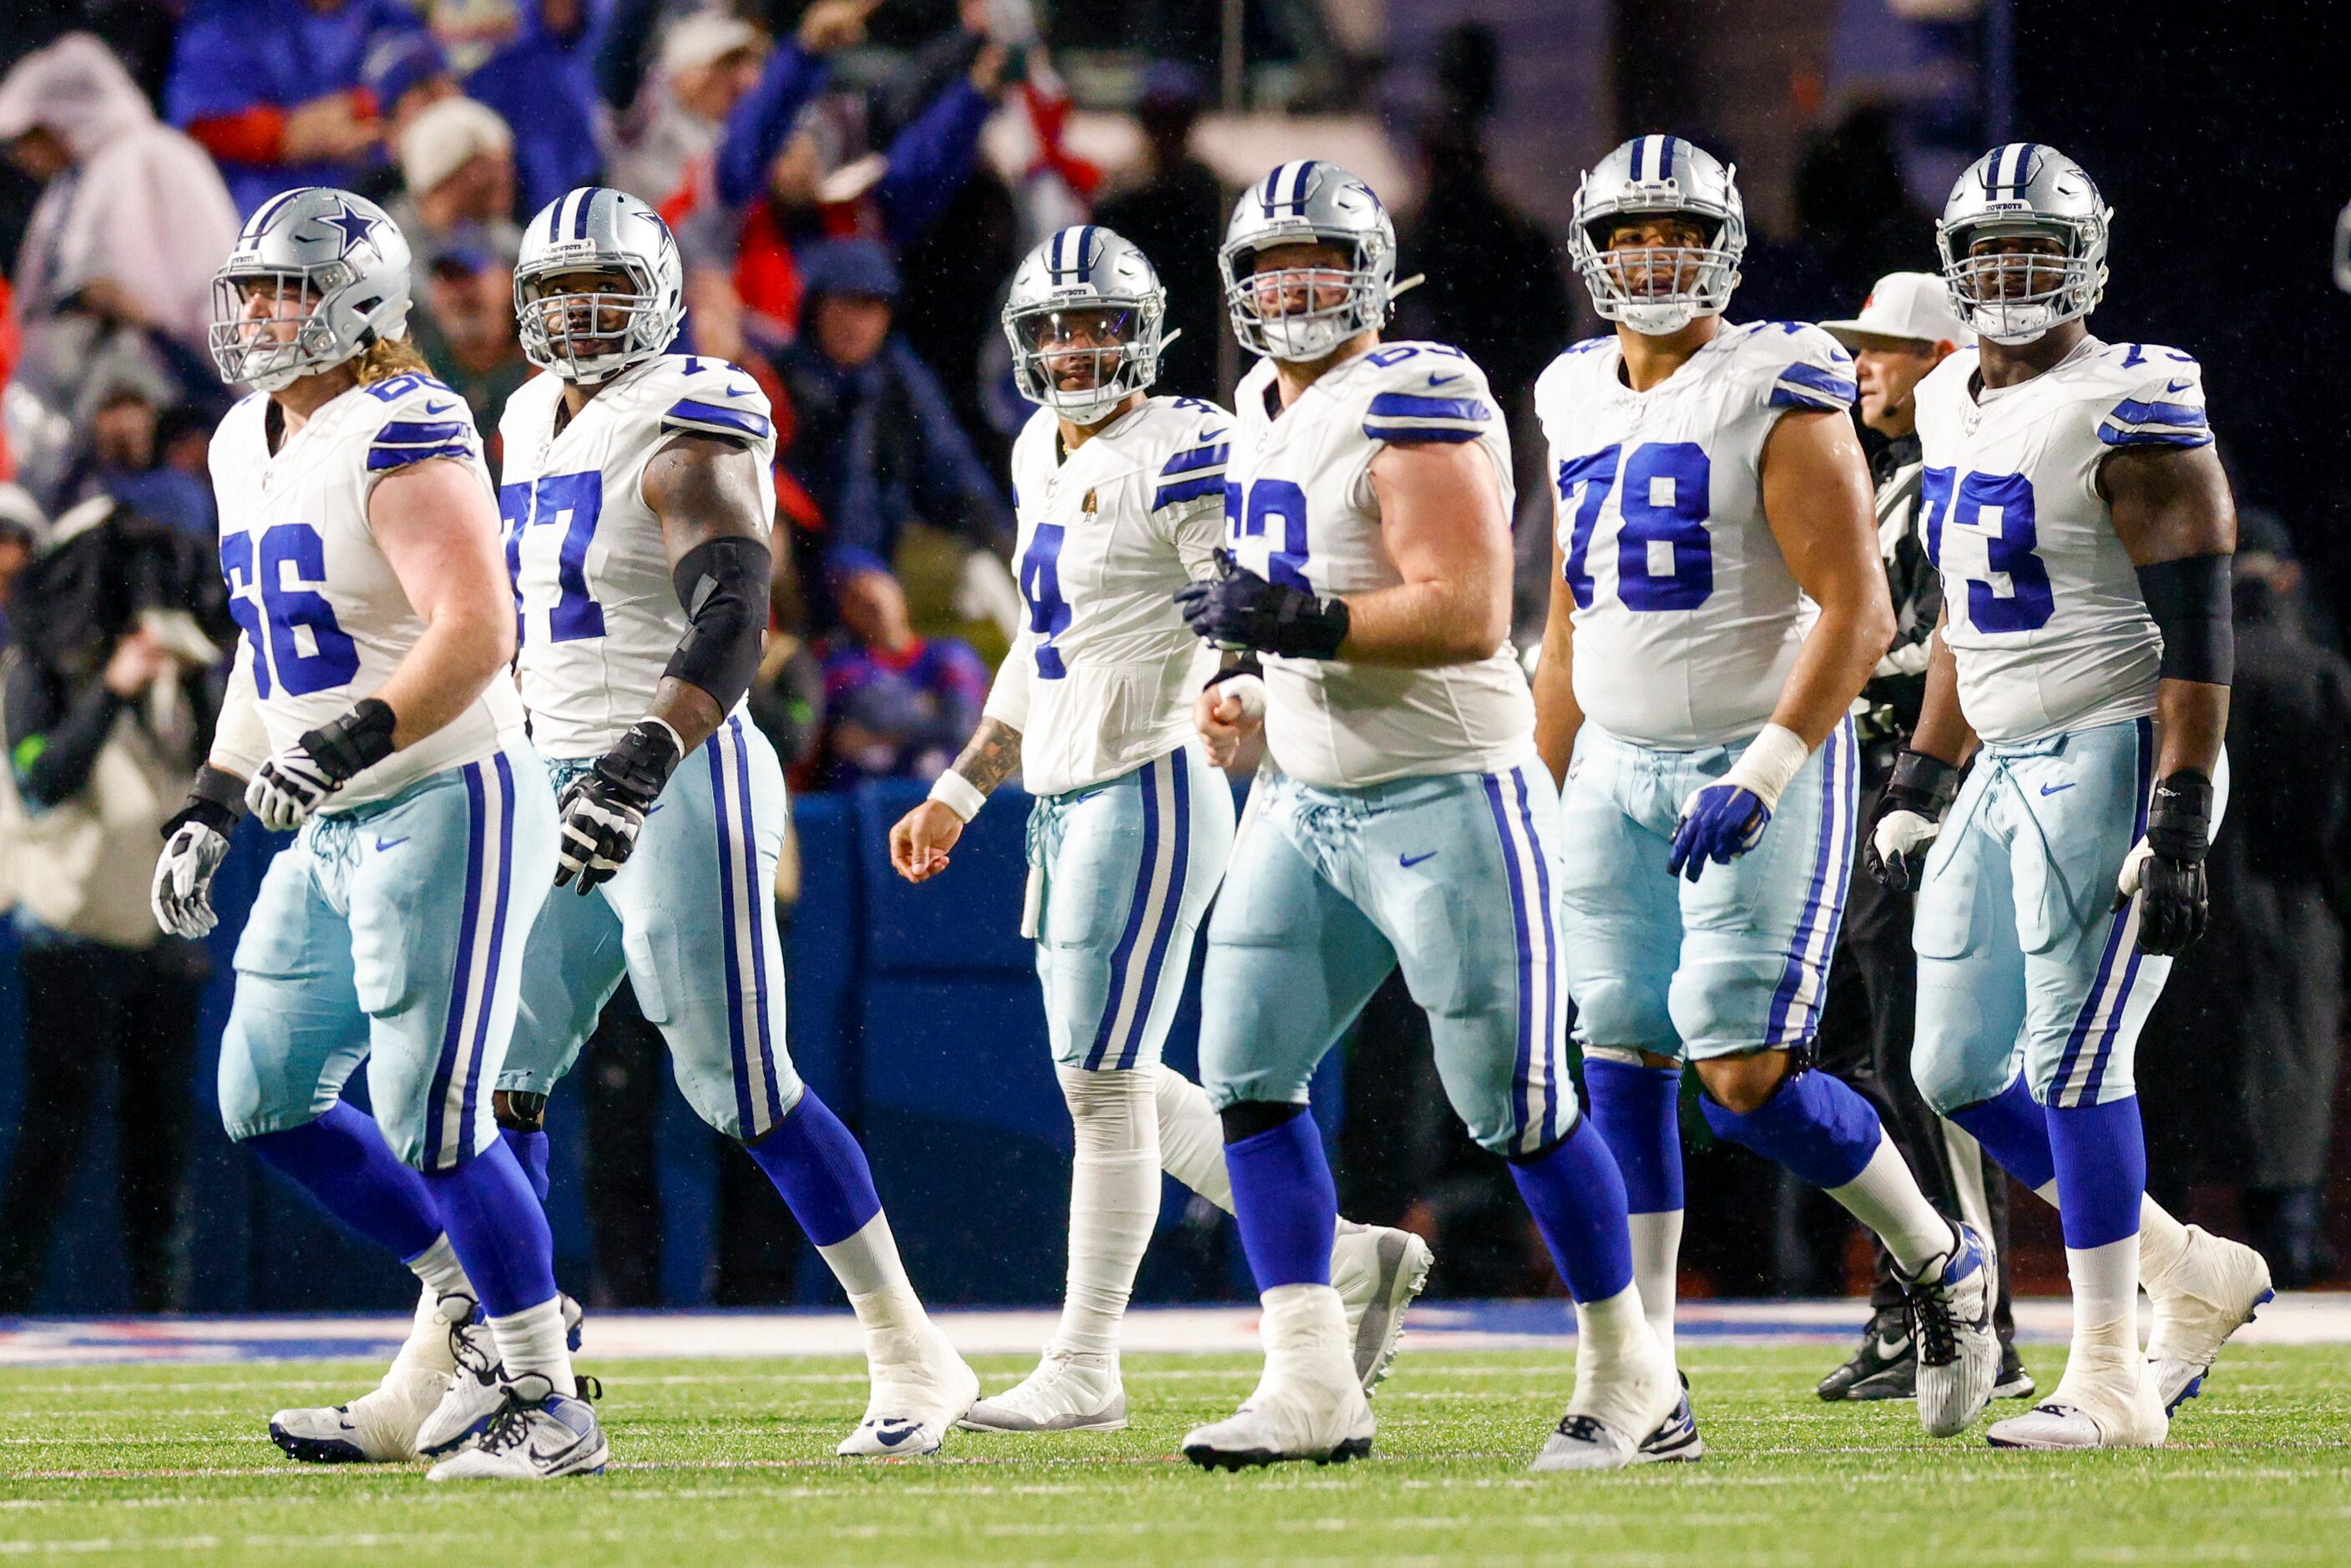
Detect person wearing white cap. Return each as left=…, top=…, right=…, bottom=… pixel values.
left=389, top=95, right=523, bottom=271
left=1810, top=272, right=2031, bottom=1410
left=604, top=10, right=771, bottom=210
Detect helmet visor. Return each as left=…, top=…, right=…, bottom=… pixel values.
left=1010, top=305, right=1140, bottom=395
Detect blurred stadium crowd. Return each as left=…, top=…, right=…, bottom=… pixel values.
left=0, top=0, right=2343, bottom=1318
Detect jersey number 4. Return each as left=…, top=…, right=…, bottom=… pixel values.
left=1557, top=442, right=1713, bottom=611
left=1019, top=522, right=1070, bottom=679
left=220, top=525, right=361, bottom=698
left=1919, top=468, right=2055, bottom=633
left=501, top=472, right=607, bottom=643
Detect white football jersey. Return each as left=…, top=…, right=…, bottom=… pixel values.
left=208, top=371, right=521, bottom=809
left=1534, top=321, right=1858, bottom=749
left=983, top=397, right=1228, bottom=797
left=1913, top=336, right=2207, bottom=744
left=499, top=355, right=779, bottom=759
left=1225, top=341, right=1533, bottom=788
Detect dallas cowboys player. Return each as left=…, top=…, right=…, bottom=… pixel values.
left=1532, top=135, right=2000, bottom=1441
left=149, top=188, right=599, bottom=1479
left=488, top=187, right=974, bottom=1458
left=1174, top=161, right=1676, bottom=1473
left=888, top=225, right=1433, bottom=1434
left=1873, top=144, right=2270, bottom=1449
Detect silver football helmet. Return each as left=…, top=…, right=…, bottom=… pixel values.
left=1567, top=135, right=1746, bottom=336
left=1003, top=225, right=1169, bottom=424
left=1935, top=144, right=2111, bottom=345
left=1219, top=161, right=1397, bottom=362
left=209, top=188, right=412, bottom=392
left=514, top=187, right=685, bottom=382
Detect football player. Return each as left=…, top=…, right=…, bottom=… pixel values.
left=1532, top=136, right=2000, bottom=1442
left=466, top=187, right=977, bottom=1459
left=1175, top=162, right=1676, bottom=1473
left=889, top=225, right=1433, bottom=1434
left=1877, top=144, right=2270, bottom=1449
left=150, top=189, right=596, bottom=1479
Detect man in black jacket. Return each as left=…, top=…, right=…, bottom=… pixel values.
left=1809, top=276, right=2031, bottom=1403
left=0, top=498, right=218, bottom=1311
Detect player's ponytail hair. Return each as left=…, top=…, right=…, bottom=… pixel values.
left=351, top=335, right=435, bottom=385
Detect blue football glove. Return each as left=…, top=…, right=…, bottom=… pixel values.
left=1174, top=549, right=1350, bottom=660
left=1666, top=783, right=1772, bottom=883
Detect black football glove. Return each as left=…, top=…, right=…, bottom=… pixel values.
left=1863, top=749, right=1961, bottom=893
left=557, top=719, right=684, bottom=893
left=1174, top=549, right=1350, bottom=660
left=246, top=698, right=397, bottom=831
left=2117, top=769, right=2212, bottom=955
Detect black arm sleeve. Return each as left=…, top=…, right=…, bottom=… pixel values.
left=2138, top=553, right=2235, bottom=685
left=6, top=655, right=128, bottom=810
left=665, top=534, right=772, bottom=716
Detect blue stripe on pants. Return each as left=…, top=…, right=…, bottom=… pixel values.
left=1087, top=757, right=1167, bottom=1070
left=2056, top=716, right=2155, bottom=1106
left=729, top=717, right=786, bottom=1130
left=1119, top=756, right=1192, bottom=1070
left=1480, top=772, right=1537, bottom=1151
left=425, top=763, right=488, bottom=1171
left=709, top=731, right=756, bottom=1135
left=1509, top=769, right=1563, bottom=1147
left=1765, top=722, right=1854, bottom=1044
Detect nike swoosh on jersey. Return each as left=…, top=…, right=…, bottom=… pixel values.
left=1399, top=851, right=1438, bottom=867
left=2039, top=782, right=2076, bottom=797
left=2163, top=378, right=2193, bottom=393
left=1426, top=372, right=1462, bottom=387
left=722, top=382, right=756, bottom=397
left=374, top=835, right=410, bottom=851
left=422, top=399, right=456, bottom=414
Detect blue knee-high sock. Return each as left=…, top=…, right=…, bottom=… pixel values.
left=741, top=1090, right=882, bottom=1247
left=1224, top=1108, right=1335, bottom=1290
left=421, top=1138, right=558, bottom=1317
left=1699, top=1069, right=1883, bottom=1190
left=500, top=1127, right=551, bottom=1206
left=1508, top=1116, right=1635, bottom=1303
left=245, top=1100, right=442, bottom=1262
left=2045, top=1095, right=2146, bottom=1251
left=1945, top=1075, right=2058, bottom=1191
left=1584, top=1060, right=1684, bottom=1215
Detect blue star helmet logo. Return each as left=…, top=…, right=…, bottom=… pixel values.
left=320, top=199, right=382, bottom=260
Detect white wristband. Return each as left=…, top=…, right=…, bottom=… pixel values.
left=1720, top=722, right=1812, bottom=812
left=928, top=769, right=988, bottom=822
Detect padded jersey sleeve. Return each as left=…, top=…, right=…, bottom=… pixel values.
left=2096, top=347, right=2213, bottom=450
left=359, top=373, right=483, bottom=487
left=1150, top=402, right=1234, bottom=578
left=1758, top=322, right=1859, bottom=414
left=654, top=359, right=779, bottom=456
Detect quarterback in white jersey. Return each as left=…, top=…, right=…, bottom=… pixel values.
left=149, top=189, right=592, bottom=1480
left=1176, top=160, right=1676, bottom=1475
left=888, top=226, right=1431, bottom=1435
left=1872, top=144, right=2268, bottom=1451
left=484, top=188, right=976, bottom=1459
left=1534, top=135, right=2001, bottom=1443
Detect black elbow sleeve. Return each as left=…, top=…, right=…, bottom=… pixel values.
left=2137, top=553, right=2234, bottom=685
left=665, top=535, right=771, bottom=714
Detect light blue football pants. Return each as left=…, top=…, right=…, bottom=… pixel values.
left=1911, top=716, right=2231, bottom=1113
left=1559, top=720, right=1861, bottom=1061
left=1026, top=741, right=1236, bottom=1071
left=498, top=714, right=805, bottom=1141
left=1198, top=757, right=1574, bottom=1158
left=218, top=745, right=558, bottom=1171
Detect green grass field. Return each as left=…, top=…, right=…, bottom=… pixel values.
left=3, top=1345, right=2346, bottom=1565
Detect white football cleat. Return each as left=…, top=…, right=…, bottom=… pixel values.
left=1904, top=1221, right=2000, bottom=1439
left=1529, top=1307, right=1678, bottom=1473
left=837, top=1326, right=981, bottom=1457
left=2146, top=1225, right=2273, bottom=1414
left=1182, top=1365, right=1374, bottom=1470
left=415, top=1292, right=587, bottom=1458
left=1987, top=1345, right=2167, bottom=1449
left=959, top=1349, right=1126, bottom=1433
left=268, top=1363, right=449, bottom=1464
left=1330, top=1223, right=1433, bottom=1394
left=426, top=1378, right=609, bottom=1480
